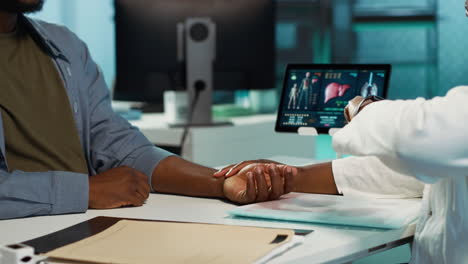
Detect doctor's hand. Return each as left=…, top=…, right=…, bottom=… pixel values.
left=88, top=166, right=151, bottom=209
left=223, top=163, right=296, bottom=204
left=214, top=159, right=282, bottom=178
left=344, top=96, right=376, bottom=122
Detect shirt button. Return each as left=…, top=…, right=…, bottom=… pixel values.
left=74, top=102, right=78, bottom=113
left=67, top=66, right=72, bottom=77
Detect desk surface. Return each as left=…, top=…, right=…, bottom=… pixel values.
left=0, top=194, right=415, bottom=264
left=129, top=113, right=279, bottom=146
left=0, top=156, right=416, bottom=264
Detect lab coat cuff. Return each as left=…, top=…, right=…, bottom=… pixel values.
left=50, top=171, right=89, bottom=215
left=331, top=159, right=348, bottom=195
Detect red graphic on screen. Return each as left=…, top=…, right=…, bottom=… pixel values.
left=324, top=83, right=351, bottom=103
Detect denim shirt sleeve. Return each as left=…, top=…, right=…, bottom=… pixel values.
left=77, top=33, right=173, bottom=188
left=0, top=170, right=88, bottom=220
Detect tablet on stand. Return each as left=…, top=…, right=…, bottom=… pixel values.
left=275, top=64, right=391, bottom=159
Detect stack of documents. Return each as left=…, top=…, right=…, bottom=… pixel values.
left=45, top=220, right=302, bottom=264
left=229, top=193, right=421, bottom=229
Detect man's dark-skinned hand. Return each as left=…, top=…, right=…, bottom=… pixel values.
left=88, top=166, right=151, bottom=209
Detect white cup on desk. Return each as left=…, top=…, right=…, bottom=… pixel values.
left=249, top=89, right=278, bottom=114
left=164, top=90, right=188, bottom=125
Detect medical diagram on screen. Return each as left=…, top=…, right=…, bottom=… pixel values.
left=279, top=69, right=386, bottom=129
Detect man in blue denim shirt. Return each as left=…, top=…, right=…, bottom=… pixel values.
left=0, top=0, right=295, bottom=220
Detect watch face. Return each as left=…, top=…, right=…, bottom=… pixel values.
left=275, top=64, right=391, bottom=133
left=465, top=0, right=468, bottom=17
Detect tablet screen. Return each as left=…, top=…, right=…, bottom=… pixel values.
left=275, top=64, right=391, bottom=133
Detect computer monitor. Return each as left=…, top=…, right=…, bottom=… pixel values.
left=113, top=0, right=276, bottom=121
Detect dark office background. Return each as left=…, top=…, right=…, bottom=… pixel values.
left=32, top=0, right=468, bottom=101
left=31, top=0, right=468, bottom=160
left=274, top=0, right=468, bottom=166
left=32, top=0, right=468, bottom=152
left=276, top=0, right=468, bottom=100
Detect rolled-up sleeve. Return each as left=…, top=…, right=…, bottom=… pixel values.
left=332, top=156, right=424, bottom=199
left=0, top=170, right=88, bottom=220
left=78, top=35, right=173, bottom=187
left=333, top=86, right=468, bottom=183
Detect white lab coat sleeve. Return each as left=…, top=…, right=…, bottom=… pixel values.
left=332, top=156, right=424, bottom=199
left=333, top=86, right=468, bottom=183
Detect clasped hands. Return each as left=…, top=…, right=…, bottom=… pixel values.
left=214, top=160, right=298, bottom=204
left=88, top=161, right=297, bottom=209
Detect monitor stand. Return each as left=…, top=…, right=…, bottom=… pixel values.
left=298, top=127, right=343, bottom=159
left=163, top=90, right=232, bottom=128
left=298, top=127, right=341, bottom=136
left=176, top=17, right=232, bottom=127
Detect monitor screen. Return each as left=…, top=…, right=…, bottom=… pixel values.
left=113, top=0, right=275, bottom=112
left=275, top=64, right=391, bottom=133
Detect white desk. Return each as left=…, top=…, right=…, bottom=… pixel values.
left=0, top=156, right=416, bottom=263
left=130, top=114, right=317, bottom=167
left=0, top=193, right=415, bottom=264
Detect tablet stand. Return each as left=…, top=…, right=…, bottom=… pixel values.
left=297, top=127, right=343, bottom=159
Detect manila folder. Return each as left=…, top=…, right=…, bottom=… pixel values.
left=45, top=220, right=294, bottom=264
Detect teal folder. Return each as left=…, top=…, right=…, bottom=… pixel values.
left=229, top=193, right=421, bottom=229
